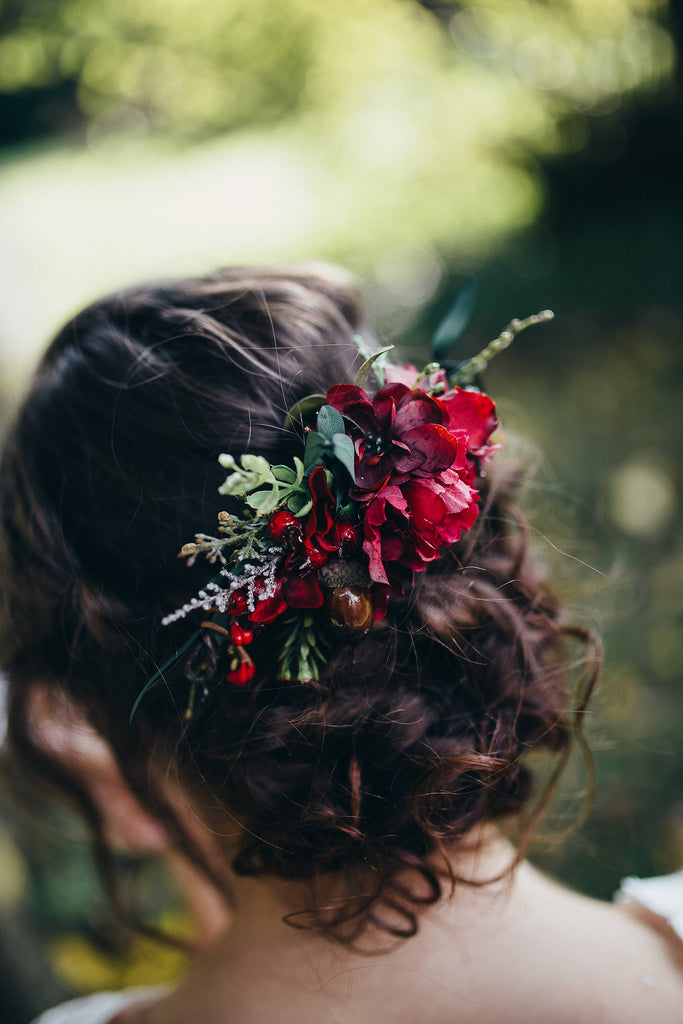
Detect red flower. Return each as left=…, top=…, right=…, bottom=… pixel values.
left=327, top=371, right=498, bottom=588
left=384, top=364, right=499, bottom=462
left=326, top=383, right=461, bottom=497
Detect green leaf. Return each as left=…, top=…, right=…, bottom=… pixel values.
left=130, top=629, right=201, bottom=722
left=354, top=345, right=394, bottom=388
left=337, top=500, right=357, bottom=521
left=272, top=464, right=297, bottom=484
left=330, top=433, right=356, bottom=480
left=304, top=431, right=328, bottom=469
left=246, top=488, right=280, bottom=514
left=432, top=275, right=477, bottom=362
left=241, top=454, right=275, bottom=481
left=287, top=492, right=313, bottom=517
left=218, top=472, right=246, bottom=496
left=283, top=394, right=326, bottom=431
left=316, top=404, right=345, bottom=440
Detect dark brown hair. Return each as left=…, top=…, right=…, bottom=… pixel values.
left=0, top=266, right=599, bottom=943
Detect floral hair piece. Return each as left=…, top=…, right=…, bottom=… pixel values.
left=132, top=308, right=553, bottom=720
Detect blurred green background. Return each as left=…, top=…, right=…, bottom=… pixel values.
left=0, top=0, right=681, bottom=1020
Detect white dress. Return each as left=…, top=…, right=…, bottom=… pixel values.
left=31, top=985, right=168, bottom=1024
left=32, top=871, right=683, bottom=1024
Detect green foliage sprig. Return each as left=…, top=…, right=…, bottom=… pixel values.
left=447, top=310, right=555, bottom=388
left=180, top=510, right=270, bottom=566
left=218, top=453, right=311, bottom=517
left=277, top=611, right=330, bottom=684
left=303, top=404, right=356, bottom=482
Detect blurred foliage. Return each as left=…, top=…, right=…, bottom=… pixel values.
left=0, top=0, right=678, bottom=392
left=0, top=0, right=673, bottom=142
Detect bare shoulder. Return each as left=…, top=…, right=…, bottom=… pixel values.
left=472, top=860, right=683, bottom=1024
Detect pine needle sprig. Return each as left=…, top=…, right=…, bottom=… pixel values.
left=277, top=611, right=330, bottom=685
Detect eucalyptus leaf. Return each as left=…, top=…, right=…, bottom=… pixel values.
left=354, top=346, right=394, bottom=388
left=304, top=431, right=328, bottom=469
left=246, top=488, right=280, bottom=514
left=330, top=433, right=356, bottom=480
left=432, top=275, right=477, bottom=362
left=316, top=404, right=345, bottom=440
left=283, top=394, right=326, bottom=431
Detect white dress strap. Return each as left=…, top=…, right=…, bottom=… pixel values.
left=614, top=868, right=683, bottom=941
left=31, top=985, right=167, bottom=1024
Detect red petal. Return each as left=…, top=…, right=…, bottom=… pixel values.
left=403, top=480, right=447, bottom=526
left=363, top=535, right=389, bottom=585
left=438, top=468, right=478, bottom=515
left=249, top=588, right=287, bottom=623
left=326, top=385, right=378, bottom=434
left=283, top=573, right=324, bottom=608
left=393, top=392, right=444, bottom=433
left=383, top=485, right=409, bottom=515
left=441, top=388, right=498, bottom=450
left=344, top=402, right=382, bottom=435
left=392, top=424, right=460, bottom=475
left=365, top=495, right=389, bottom=527
left=370, top=583, right=391, bottom=620
left=373, top=383, right=410, bottom=429
left=383, top=364, right=420, bottom=387
left=326, top=384, right=370, bottom=409
left=354, top=456, right=392, bottom=494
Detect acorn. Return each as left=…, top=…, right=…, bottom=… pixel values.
left=319, top=557, right=374, bottom=640
left=324, top=585, right=373, bottom=639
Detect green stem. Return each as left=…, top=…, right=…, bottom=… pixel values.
left=448, top=309, right=554, bottom=387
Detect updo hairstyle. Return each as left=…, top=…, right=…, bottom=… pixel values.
left=0, top=267, right=598, bottom=942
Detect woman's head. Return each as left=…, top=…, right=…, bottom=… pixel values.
left=0, top=265, right=595, bottom=942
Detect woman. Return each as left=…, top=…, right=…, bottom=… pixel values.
left=1, top=267, right=681, bottom=1023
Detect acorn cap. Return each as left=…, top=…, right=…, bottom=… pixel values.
left=318, top=557, right=371, bottom=590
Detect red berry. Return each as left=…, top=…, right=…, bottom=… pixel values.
left=338, top=523, right=359, bottom=548
left=268, top=510, right=301, bottom=542
left=227, top=664, right=245, bottom=686
left=227, top=661, right=255, bottom=687
left=307, top=545, right=328, bottom=568
left=230, top=622, right=254, bottom=646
